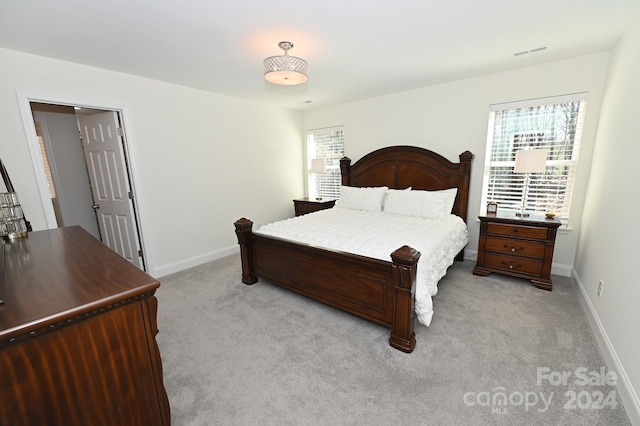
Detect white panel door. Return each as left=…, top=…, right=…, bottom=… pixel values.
left=78, top=112, right=142, bottom=268
left=33, top=110, right=101, bottom=239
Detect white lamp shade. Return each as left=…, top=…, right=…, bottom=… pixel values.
left=514, top=149, right=547, bottom=173
left=310, top=158, right=327, bottom=173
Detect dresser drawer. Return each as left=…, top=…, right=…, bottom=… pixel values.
left=485, top=236, right=545, bottom=258
left=484, top=253, right=543, bottom=276
left=486, top=222, right=548, bottom=240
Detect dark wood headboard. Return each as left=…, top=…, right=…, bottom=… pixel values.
left=339, top=146, right=474, bottom=223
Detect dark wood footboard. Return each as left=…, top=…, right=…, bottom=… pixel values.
left=234, top=218, right=420, bottom=353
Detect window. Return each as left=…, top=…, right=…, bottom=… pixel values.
left=34, top=121, right=57, bottom=199
left=480, top=94, right=587, bottom=223
left=306, top=126, right=344, bottom=199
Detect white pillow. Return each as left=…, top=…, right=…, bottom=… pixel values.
left=383, top=188, right=458, bottom=219
left=335, top=185, right=389, bottom=212
left=437, top=188, right=458, bottom=215
left=383, top=189, right=446, bottom=219
left=382, top=187, right=412, bottom=209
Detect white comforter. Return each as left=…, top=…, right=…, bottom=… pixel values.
left=255, top=208, right=469, bottom=326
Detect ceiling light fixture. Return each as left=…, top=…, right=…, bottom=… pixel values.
left=263, top=41, right=308, bottom=85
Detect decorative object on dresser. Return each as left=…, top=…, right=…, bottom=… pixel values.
left=513, top=148, right=547, bottom=217
left=293, top=197, right=336, bottom=216
left=0, top=159, right=32, bottom=233
left=0, top=192, right=28, bottom=240
left=473, top=211, right=561, bottom=290
left=236, top=146, right=473, bottom=353
left=486, top=201, right=498, bottom=214
left=0, top=226, right=170, bottom=425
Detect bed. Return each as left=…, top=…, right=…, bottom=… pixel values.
left=234, top=146, right=473, bottom=353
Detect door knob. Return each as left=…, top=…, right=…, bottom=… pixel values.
left=92, top=204, right=100, bottom=210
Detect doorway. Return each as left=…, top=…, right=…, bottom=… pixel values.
left=19, top=95, right=147, bottom=271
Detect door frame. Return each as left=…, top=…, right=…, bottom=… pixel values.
left=16, top=91, right=151, bottom=272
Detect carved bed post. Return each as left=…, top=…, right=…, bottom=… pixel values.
left=457, top=151, right=474, bottom=217
left=234, top=218, right=258, bottom=285
left=454, top=150, right=474, bottom=261
left=389, top=245, right=421, bottom=353
left=339, top=156, right=352, bottom=186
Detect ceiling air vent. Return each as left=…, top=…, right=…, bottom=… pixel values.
left=513, top=46, right=547, bottom=57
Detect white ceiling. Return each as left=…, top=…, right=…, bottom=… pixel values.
left=2, top=0, right=639, bottom=111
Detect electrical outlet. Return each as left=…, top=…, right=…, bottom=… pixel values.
left=597, top=280, right=604, bottom=298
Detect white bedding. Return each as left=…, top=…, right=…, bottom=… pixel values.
left=255, top=208, right=469, bottom=326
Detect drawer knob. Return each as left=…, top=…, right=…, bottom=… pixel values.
left=512, top=228, right=519, bottom=233
left=501, top=260, right=522, bottom=270
left=503, top=244, right=525, bottom=253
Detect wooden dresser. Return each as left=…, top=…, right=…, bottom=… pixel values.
left=293, top=197, right=336, bottom=216
left=0, top=226, right=170, bottom=425
left=473, top=212, right=562, bottom=290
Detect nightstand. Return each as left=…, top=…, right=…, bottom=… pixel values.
left=473, top=212, right=562, bottom=290
left=293, top=197, right=336, bottom=216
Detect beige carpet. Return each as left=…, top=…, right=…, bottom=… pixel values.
left=156, top=254, right=631, bottom=426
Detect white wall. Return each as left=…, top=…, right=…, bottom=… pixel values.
left=575, top=20, right=640, bottom=424
left=0, top=47, right=303, bottom=276
left=302, top=53, right=611, bottom=275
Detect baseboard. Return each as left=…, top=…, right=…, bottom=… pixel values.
left=463, top=249, right=477, bottom=262
left=152, top=245, right=239, bottom=278
left=550, top=262, right=572, bottom=277
left=573, top=270, right=640, bottom=425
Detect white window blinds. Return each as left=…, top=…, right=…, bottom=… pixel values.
left=306, top=126, right=344, bottom=199
left=480, top=94, right=587, bottom=222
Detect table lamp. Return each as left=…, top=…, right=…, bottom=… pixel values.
left=514, top=148, right=547, bottom=217
left=310, top=158, right=327, bottom=200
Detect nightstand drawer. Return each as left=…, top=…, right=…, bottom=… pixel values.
left=484, top=253, right=543, bottom=276
left=296, top=203, right=321, bottom=215
left=486, top=222, right=548, bottom=240
left=485, top=236, right=545, bottom=258
left=293, top=198, right=336, bottom=216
